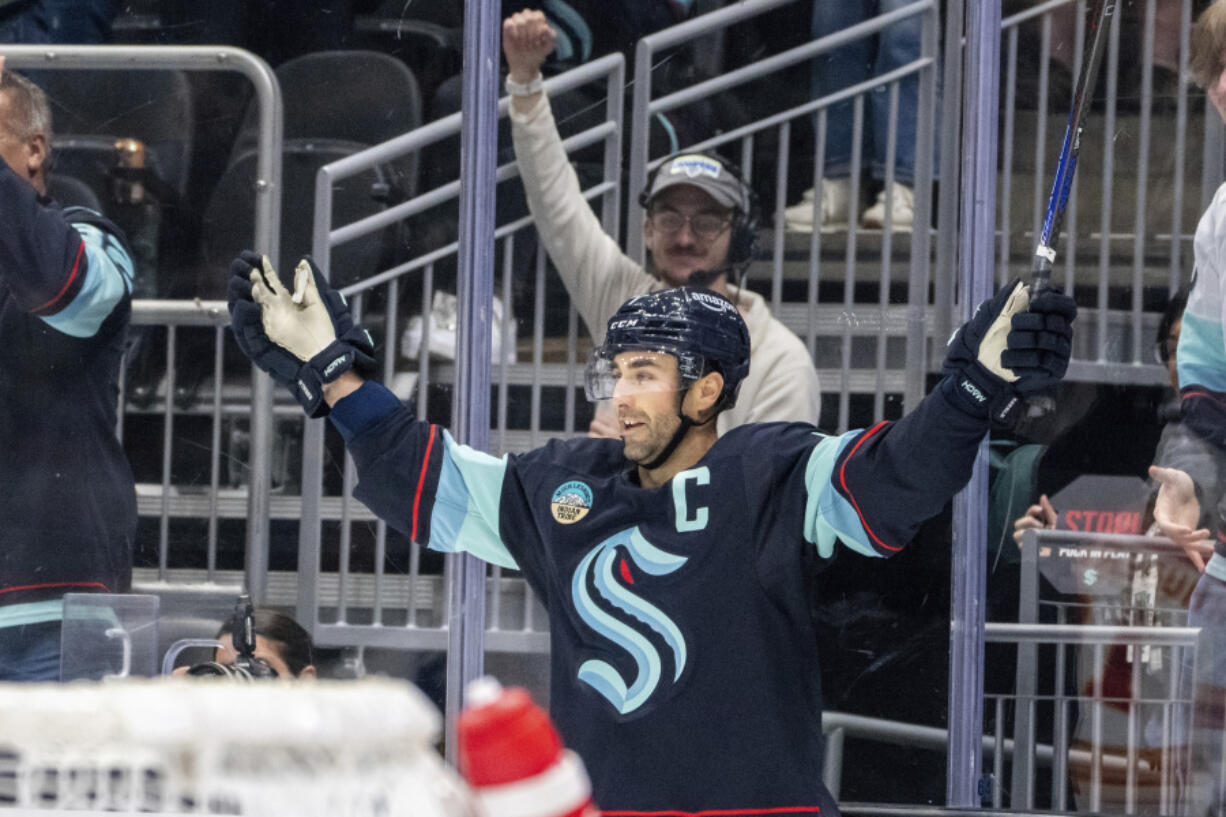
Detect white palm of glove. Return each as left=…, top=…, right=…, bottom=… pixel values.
left=978, top=282, right=1028, bottom=383
left=250, top=256, right=337, bottom=362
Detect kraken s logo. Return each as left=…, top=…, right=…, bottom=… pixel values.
left=571, top=526, right=688, bottom=715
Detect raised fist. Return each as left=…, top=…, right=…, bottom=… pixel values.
left=503, top=9, right=557, bottom=83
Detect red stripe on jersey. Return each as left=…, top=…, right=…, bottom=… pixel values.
left=411, top=424, right=438, bottom=542
left=31, top=239, right=85, bottom=314
left=0, top=581, right=109, bottom=595
left=837, top=421, right=901, bottom=552
left=602, top=808, right=821, bottom=816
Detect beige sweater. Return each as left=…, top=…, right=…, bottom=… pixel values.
left=510, top=92, right=822, bottom=433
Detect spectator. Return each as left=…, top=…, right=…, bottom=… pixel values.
left=0, top=55, right=137, bottom=681
left=225, top=246, right=1076, bottom=815
left=784, top=0, right=939, bottom=232
left=502, top=8, right=822, bottom=436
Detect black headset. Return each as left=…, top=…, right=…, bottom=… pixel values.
left=638, top=151, right=760, bottom=268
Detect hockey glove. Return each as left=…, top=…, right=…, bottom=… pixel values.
left=941, top=279, right=1076, bottom=425
left=227, top=251, right=376, bottom=417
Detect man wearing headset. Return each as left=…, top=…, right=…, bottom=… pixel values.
left=503, top=8, right=822, bottom=437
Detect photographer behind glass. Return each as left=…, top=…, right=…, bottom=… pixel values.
left=175, top=601, right=316, bottom=680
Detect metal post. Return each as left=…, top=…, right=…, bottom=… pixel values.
left=1011, top=530, right=1042, bottom=807
left=626, top=38, right=654, bottom=266
left=243, top=50, right=282, bottom=607
left=446, top=0, right=499, bottom=762
left=932, top=0, right=965, bottom=363
left=904, top=2, right=938, bottom=413
left=948, top=0, right=1000, bottom=806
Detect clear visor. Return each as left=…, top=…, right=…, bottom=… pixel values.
left=583, top=348, right=704, bottom=401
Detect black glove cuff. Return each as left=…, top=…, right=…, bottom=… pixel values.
left=311, top=340, right=360, bottom=384
left=339, top=325, right=379, bottom=378
left=292, top=339, right=365, bottom=418
left=941, top=362, right=1022, bottom=426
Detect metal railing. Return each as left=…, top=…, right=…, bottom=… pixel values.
left=290, top=0, right=947, bottom=662
left=626, top=0, right=941, bottom=427
left=1006, top=529, right=1207, bottom=813
left=995, top=0, right=1221, bottom=386
left=821, top=620, right=1198, bottom=813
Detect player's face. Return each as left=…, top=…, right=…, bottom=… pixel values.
left=610, top=350, right=685, bottom=463
left=214, top=633, right=311, bottom=679
left=643, top=185, right=733, bottom=288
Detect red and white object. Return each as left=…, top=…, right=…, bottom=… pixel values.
left=459, top=677, right=599, bottom=817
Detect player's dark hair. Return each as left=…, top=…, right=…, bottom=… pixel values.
left=217, top=609, right=314, bottom=677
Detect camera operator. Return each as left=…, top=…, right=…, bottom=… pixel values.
left=175, top=607, right=316, bottom=679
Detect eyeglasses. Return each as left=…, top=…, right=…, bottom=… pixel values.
left=648, top=210, right=732, bottom=240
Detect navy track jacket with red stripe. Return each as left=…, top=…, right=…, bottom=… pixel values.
left=0, top=161, right=137, bottom=605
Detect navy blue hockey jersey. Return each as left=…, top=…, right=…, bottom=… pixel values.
left=332, top=380, right=987, bottom=815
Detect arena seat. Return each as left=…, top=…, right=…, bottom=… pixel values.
left=46, top=172, right=105, bottom=214
left=229, top=49, right=422, bottom=206
left=40, top=68, right=194, bottom=201
left=200, top=138, right=401, bottom=293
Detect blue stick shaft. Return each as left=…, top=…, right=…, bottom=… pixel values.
left=1032, top=0, right=1117, bottom=292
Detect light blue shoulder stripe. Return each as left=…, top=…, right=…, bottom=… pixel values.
left=803, top=431, right=883, bottom=559
left=426, top=430, right=518, bottom=569
left=0, top=599, right=63, bottom=629
left=39, top=224, right=134, bottom=338
left=1178, top=312, right=1226, bottom=392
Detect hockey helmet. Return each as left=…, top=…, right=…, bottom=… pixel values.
left=585, top=287, right=751, bottom=409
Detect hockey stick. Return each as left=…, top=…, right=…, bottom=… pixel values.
left=1031, top=0, right=1117, bottom=293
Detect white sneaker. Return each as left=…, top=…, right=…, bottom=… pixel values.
left=860, top=183, right=914, bottom=230
left=784, top=178, right=852, bottom=233
left=402, top=291, right=516, bottom=364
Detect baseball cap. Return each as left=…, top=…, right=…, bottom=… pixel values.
left=644, top=154, right=744, bottom=211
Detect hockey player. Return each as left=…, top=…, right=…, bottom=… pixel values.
left=1148, top=3, right=1226, bottom=811
left=0, top=56, right=137, bottom=680
left=227, top=251, right=1075, bottom=814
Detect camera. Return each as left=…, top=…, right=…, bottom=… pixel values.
left=184, top=657, right=278, bottom=680
left=185, top=595, right=279, bottom=680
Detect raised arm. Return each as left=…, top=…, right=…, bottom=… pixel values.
left=503, top=9, right=655, bottom=341
left=814, top=281, right=1077, bottom=555
left=225, top=252, right=517, bottom=568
